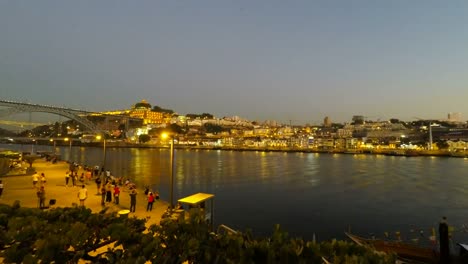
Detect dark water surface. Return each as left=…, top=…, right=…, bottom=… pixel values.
left=4, top=144, right=468, bottom=242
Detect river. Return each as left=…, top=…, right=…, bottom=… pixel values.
left=3, top=143, right=468, bottom=242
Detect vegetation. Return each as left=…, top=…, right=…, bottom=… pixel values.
left=152, top=105, right=174, bottom=114
left=138, top=134, right=151, bottom=143
left=22, top=154, right=41, bottom=173
left=186, top=113, right=214, bottom=119
left=0, top=158, right=9, bottom=176
left=203, top=123, right=227, bottom=134
left=0, top=203, right=396, bottom=263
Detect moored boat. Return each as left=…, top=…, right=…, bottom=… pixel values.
left=345, top=231, right=439, bottom=263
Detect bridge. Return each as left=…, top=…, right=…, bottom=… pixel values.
left=0, top=99, right=99, bottom=131
left=0, top=99, right=141, bottom=133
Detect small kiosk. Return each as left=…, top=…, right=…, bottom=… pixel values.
left=178, top=193, right=215, bottom=230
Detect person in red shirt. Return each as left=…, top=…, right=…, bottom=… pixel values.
left=113, top=185, right=121, bottom=205
left=147, top=192, right=155, bottom=211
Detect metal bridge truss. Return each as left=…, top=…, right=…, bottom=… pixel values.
left=0, top=100, right=98, bottom=132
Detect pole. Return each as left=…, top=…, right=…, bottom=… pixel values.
left=429, top=122, right=433, bottom=150
left=169, top=137, right=174, bottom=209
left=103, top=139, right=107, bottom=169
left=69, top=139, right=72, bottom=161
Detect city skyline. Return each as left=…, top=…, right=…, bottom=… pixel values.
left=1, top=1, right=467, bottom=124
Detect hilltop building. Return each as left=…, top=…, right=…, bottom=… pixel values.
left=129, top=100, right=164, bottom=125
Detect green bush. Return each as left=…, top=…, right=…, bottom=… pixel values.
left=0, top=203, right=395, bottom=263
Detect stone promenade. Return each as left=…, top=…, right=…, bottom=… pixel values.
left=0, top=158, right=169, bottom=227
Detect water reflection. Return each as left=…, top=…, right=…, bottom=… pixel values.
left=2, top=143, right=467, bottom=241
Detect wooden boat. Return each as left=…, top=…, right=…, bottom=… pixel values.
left=345, top=231, right=439, bottom=263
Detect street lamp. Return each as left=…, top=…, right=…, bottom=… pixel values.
left=31, top=139, right=36, bottom=154
left=96, top=135, right=107, bottom=169
left=49, top=138, right=56, bottom=153
left=64, top=138, right=72, bottom=161
left=162, top=132, right=175, bottom=209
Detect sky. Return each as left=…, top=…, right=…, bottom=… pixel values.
left=1, top=1, right=468, bottom=125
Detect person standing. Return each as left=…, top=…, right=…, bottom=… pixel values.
left=147, top=192, right=155, bottom=212
left=105, top=182, right=112, bottom=203
left=40, top=173, right=46, bottom=186
left=113, top=185, right=121, bottom=205
left=37, top=186, right=46, bottom=209
left=72, top=172, right=77, bottom=187
left=77, top=185, right=88, bottom=206
left=439, top=216, right=450, bottom=263
left=100, top=186, right=106, bottom=206
left=0, top=180, right=4, bottom=197
left=129, top=188, right=137, bottom=213
left=95, top=177, right=102, bottom=195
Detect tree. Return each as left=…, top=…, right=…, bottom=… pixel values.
left=22, top=154, right=41, bottom=174
left=203, top=123, right=225, bottom=134
left=168, top=123, right=184, bottom=134
left=152, top=105, right=174, bottom=114
left=138, top=134, right=151, bottom=143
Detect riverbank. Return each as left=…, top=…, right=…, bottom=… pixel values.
left=0, top=159, right=169, bottom=227
left=4, top=141, right=465, bottom=158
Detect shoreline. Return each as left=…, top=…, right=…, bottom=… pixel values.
left=2, top=141, right=465, bottom=158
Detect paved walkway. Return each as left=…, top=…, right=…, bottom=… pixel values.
left=0, top=159, right=169, bottom=227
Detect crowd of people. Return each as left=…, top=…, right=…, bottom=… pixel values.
left=28, top=161, right=161, bottom=214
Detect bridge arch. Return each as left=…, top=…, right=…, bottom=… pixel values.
left=0, top=100, right=98, bottom=132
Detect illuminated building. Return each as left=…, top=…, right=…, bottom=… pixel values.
left=129, top=100, right=164, bottom=124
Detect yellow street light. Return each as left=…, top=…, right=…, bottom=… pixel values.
left=96, top=135, right=106, bottom=169
left=49, top=138, right=56, bottom=153
left=161, top=132, right=175, bottom=209
left=64, top=138, right=72, bottom=160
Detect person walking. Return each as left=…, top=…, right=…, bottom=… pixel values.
left=32, top=172, right=39, bottom=187
left=147, top=192, right=155, bottom=212
left=37, top=186, right=46, bottom=209
left=77, top=185, right=88, bottom=206
left=129, top=188, right=137, bottom=213
left=0, top=180, right=4, bottom=197
left=65, top=171, right=70, bottom=187
left=113, top=185, right=121, bottom=205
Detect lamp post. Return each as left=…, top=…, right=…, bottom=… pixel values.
left=31, top=139, right=36, bottom=154
left=162, top=132, right=175, bottom=209
left=64, top=138, right=73, bottom=161
left=49, top=138, right=56, bottom=153
left=96, top=135, right=107, bottom=169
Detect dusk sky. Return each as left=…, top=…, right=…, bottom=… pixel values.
left=1, top=1, right=467, bottom=124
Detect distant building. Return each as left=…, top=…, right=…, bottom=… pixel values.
left=448, top=112, right=462, bottom=123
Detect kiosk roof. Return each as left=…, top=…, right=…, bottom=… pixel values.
left=178, top=193, right=214, bottom=205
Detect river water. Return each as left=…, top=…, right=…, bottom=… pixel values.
left=3, top=143, right=468, bottom=242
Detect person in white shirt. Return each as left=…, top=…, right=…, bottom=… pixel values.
left=77, top=185, right=88, bottom=206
